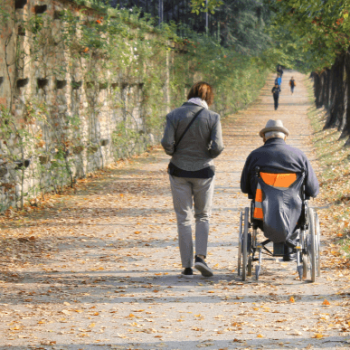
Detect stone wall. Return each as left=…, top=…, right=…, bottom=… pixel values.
left=0, top=1, right=269, bottom=211
left=0, top=0, right=174, bottom=210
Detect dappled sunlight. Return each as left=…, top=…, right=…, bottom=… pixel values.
left=0, top=72, right=349, bottom=349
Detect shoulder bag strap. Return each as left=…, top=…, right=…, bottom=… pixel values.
left=174, top=108, right=204, bottom=150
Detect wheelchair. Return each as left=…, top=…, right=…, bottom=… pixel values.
left=237, top=168, right=321, bottom=282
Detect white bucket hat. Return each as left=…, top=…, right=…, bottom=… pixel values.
left=259, top=119, right=290, bottom=138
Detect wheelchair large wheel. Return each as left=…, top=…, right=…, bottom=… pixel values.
left=308, top=208, right=317, bottom=282
left=302, top=254, right=308, bottom=280
left=315, top=212, right=321, bottom=277
left=237, top=211, right=243, bottom=277
left=241, top=207, right=249, bottom=281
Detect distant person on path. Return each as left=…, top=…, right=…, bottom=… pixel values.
left=271, top=83, right=281, bottom=110
left=274, top=74, right=282, bottom=87
left=277, top=65, right=284, bottom=79
left=289, top=77, right=296, bottom=94
left=161, top=82, right=224, bottom=278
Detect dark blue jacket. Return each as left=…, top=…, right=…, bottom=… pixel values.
left=272, top=86, right=281, bottom=96
left=240, top=138, right=319, bottom=199
left=274, top=77, right=282, bottom=86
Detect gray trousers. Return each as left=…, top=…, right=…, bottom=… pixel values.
left=169, top=175, right=215, bottom=268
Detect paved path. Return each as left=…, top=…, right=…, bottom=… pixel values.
left=0, top=71, right=349, bottom=350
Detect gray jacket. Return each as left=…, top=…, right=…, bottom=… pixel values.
left=161, top=102, right=224, bottom=171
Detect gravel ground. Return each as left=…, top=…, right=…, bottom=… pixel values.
left=0, top=71, right=349, bottom=350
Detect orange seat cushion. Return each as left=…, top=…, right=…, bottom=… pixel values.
left=260, top=172, right=297, bottom=188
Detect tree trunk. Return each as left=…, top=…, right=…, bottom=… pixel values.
left=318, top=70, right=327, bottom=110
left=324, top=55, right=344, bottom=129
left=338, top=51, right=348, bottom=135
left=322, top=69, right=331, bottom=109
left=341, top=48, right=350, bottom=145
left=313, top=72, right=321, bottom=108
left=318, top=71, right=325, bottom=108
left=334, top=54, right=345, bottom=131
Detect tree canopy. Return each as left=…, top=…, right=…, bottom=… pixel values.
left=106, top=0, right=273, bottom=56
left=211, top=0, right=271, bottom=55
left=265, top=0, right=350, bottom=72
left=76, top=0, right=350, bottom=72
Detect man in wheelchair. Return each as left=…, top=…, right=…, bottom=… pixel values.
left=240, top=119, right=319, bottom=262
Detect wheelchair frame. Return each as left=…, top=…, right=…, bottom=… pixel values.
left=238, top=173, right=321, bottom=282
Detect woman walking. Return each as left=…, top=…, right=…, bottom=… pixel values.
left=161, top=82, right=224, bottom=278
